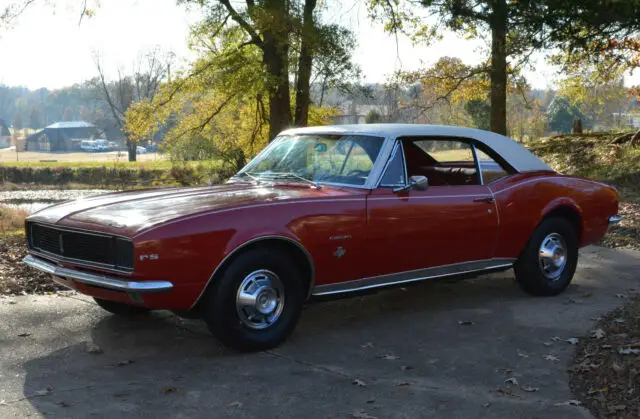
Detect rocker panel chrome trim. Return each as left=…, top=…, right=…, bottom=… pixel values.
left=311, top=258, right=515, bottom=296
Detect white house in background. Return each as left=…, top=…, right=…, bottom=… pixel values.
left=613, top=113, right=640, bottom=129
left=330, top=101, right=389, bottom=125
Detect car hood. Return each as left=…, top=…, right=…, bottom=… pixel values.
left=27, top=182, right=361, bottom=237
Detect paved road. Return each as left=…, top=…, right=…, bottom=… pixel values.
left=1, top=246, right=638, bottom=418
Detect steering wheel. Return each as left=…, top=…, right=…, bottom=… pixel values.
left=346, top=169, right=370, bottom=177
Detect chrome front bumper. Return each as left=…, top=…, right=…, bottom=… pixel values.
left=23, top=255, right=173, bottom=293
left=609, top=215, right=623, bottom=225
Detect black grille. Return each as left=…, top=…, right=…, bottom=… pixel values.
left=28, top=223, right=133, bottom=271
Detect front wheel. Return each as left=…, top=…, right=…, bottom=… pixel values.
left=514, top=217, right=579, bottom=296
left=200, top=248, right=305, bottom=352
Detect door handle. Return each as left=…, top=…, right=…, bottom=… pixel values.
left=473, top=196, right=495, bottom=204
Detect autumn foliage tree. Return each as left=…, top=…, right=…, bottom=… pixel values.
left=124, top=26, right=339, bottom=173
left=179, top=0, right=355, bottom=140
left=368, top=0, right=640, bottom=136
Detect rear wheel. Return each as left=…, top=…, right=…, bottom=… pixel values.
left=514, top=217, right=579, bottom=296
left=200, top=248, right=305, bottom=352
left=93, top=298, right=151, bottom=316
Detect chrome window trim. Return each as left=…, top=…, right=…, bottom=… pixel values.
left=189, top=235, right=316, bottom=309
left=364, top=135, right=396, bottom=189
left=23, top=255, right=172, bottom=293
left=472, top=144, right=484, bottom=185
left=311, top=258, right=515, bottom=296
left=377, top=140, right=408, bottom=188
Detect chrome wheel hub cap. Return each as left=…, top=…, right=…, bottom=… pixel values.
left=236, top=270, right=285, bottom=330
left=538, top=233, right=567, bottom=280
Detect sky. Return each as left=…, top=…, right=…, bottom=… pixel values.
left=0, top=0, right=638, bottom=91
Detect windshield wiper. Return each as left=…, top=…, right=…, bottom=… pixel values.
left=261, top=172, right=321, bottom=189
left=232, top=171, right=271, bottom=185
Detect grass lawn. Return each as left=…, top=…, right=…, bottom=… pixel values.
left=0, top=150, right=168, bottom=168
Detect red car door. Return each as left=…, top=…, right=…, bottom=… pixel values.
left=364, top=138, right=500, bottom=280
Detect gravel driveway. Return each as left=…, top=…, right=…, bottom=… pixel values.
left=0, top=246, right=638, bottom=418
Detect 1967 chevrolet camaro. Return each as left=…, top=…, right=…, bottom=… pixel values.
left=24, top=124, right=621, bottom=351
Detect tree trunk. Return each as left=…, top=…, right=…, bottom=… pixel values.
left=489, top=0, right=507, bottom=135
left=294, top=0, right=317, bottom=127
left=572, top=119, right=583, bottom=134
left=263, top=0, right=292, bottom=141
left=127, top=139, right=137, bottom=162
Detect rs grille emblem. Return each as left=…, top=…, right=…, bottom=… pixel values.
left=58, top=234, right=64, bottom=254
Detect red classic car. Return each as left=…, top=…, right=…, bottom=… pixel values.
left=24, top=124, right=620, bottom=351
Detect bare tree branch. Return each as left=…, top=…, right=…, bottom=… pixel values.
left=175, top=93, right=237, bottom=138
left=218, top=0, right=263, bottom=49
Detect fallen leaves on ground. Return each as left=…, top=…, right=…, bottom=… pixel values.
left=352, top=379, right=367, bottom=387
left=0, top=235, right=64, bottom=295
left=85, top=342, right=103, bottom=354
left=555, top=400, right=582, bottom=407
left=34, top=388, right=52, bottom=397
left=599, top=202, right=640, bottom=251
left=495, top=387, right=521, bottom=398
left=569, top=301, right=640, bottom=418
left=350, top=411, right=377, bottom=419
left=110, top=360, right=134, bottom=367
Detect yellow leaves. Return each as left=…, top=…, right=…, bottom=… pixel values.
left=398, top=57, right=490, bottom=104
left=308, top=106, right=340, bottom=126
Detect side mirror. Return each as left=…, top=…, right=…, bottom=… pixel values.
left=393, top=175, right=428, bottom=193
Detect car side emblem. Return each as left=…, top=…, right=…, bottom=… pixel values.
left=333, top=247, right=346, bottom=259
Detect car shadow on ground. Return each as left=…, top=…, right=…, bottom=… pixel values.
left=19, top=262, right=623, bottom=417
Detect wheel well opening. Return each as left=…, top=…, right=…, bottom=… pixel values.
left=195, top=238, right=315, bottom=310
left=544, top=206, right=582, bottom=242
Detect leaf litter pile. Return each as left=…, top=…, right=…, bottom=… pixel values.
left=0, top=235, right=63, bottom=295
left=569, top=300, right=640, bottom=418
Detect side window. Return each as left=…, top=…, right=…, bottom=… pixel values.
left=379, top=144, right=406, bottom=186
left=403, top=139, right=479, bottom=186
left=475, top=148, right=510, bottom=183
left=414, top=140, right=475, bottom=164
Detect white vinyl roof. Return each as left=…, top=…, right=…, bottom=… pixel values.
left=280, top=124, right=553, bottom=173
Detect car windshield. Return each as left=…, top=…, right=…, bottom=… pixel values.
left=236, top=134, right=385, bottom=186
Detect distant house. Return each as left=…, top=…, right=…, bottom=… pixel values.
left=612, top=113, right=640, bottom=129
left=330, top=102, right=389, bottom=125
left=26, top=121, right=101, bottom=152
left=0, top=119, right=10, bottom=148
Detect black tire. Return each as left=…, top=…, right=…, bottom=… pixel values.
left=200, top=247, right=306, bottom=352
left=94, top=298, right=151, bottom=316
left=514, top=217, right=579, bottom=296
